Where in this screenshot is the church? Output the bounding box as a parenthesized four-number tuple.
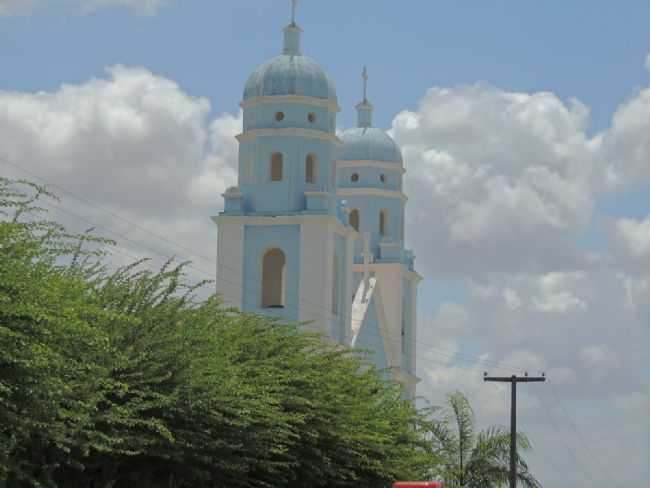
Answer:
(213, 3, 421, 396)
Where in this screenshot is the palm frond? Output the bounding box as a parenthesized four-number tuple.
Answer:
(448, 391, 475, 458)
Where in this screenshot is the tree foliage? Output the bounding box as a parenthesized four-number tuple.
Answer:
(424, 391, 542, 488)
(0, 177, 438, 487)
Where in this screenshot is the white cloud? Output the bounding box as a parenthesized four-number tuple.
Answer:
(2, 61, 650, 488)
(578, 345, 621, 379)
(0, 65, 238, 284)
(79, 0, 168, 14)
(0, 0, 169, 15)
(602, 87, 650, 189)
(0, 0, 33, 15)
(394, 79, 649, 486)
(531, 272, 588, 313)
(392, 84, 600, 277)
(607, 215, 650, 267)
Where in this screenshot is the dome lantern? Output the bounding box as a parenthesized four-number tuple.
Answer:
(283, 1, 302, 55)
(283, 23, 302, 56)
(339, 67, 402, 164)
(242, 0, 337, 104)
(356, 66, 374, 128)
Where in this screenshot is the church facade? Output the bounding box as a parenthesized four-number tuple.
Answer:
(213, 7, 421, 395)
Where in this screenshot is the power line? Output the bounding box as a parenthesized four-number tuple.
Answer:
(0, 154, 540, 372)
(2, 156, 611, 485)
(0, 155, 216, 265)
(548, 382, 624, 488)
(531, 388, 602, 487)
(37, 204, 215, 295)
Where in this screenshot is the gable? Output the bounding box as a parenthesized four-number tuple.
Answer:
(349, 277, 400, 371)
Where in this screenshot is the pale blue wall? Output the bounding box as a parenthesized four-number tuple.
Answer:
(243, 102, 334, 134)
(338, 166, 402, 192)
(242, 224, 301, 321)
(238, 135, 338, 214)
(343, 194, 405, 260)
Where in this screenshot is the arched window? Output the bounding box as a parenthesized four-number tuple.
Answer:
(270, 153, 283, 181)
(262, 248, 285, 308)
(349, 209, 360, 231)
(305, 154, 317, 184)
(351, 173, 359, 182)
(379, 209, 388, 237)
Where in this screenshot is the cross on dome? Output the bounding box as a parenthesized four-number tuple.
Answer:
(291, 0, 299, 25)
(283, 0, 302, 55)
(356, 66, 374, 128)
(362, 66, 369, 102)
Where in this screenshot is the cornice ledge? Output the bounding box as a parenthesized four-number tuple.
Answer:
(237, 128, 342, 145)
(337, 187, 408, 202)
(240, 95, 341, 113)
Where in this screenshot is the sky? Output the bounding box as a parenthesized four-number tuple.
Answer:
(1, 1, 649, 487)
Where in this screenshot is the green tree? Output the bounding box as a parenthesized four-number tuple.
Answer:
(425, 391, 541, 488)
(0, 178, 115, 486)
(0, 177, 439, 487)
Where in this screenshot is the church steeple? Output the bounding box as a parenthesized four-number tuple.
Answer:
(283, 0, 302, 55)
(356, 66, 374, 128)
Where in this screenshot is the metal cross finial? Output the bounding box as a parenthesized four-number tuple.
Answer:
(362, 66, 368, 102)
(291, 0, 299, 25)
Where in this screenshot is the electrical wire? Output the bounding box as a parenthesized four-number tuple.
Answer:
(1, 154, 614, 486)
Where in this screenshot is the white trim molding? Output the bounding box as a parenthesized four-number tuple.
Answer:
(303, 190, 328, 197)
(212, 213, 356, 238)
(337, 187, 408, 203)
(336, 160, 406, 174)
(241, 95, 341, 113)
(237, 127, 342, 145)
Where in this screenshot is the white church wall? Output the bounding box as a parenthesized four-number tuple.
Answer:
(214, 217, 245, 309)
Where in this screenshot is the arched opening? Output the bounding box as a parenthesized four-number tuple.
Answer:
(305, 154, 317, 184)
(262, 248, 285, 308)
(349, 209, 360, 232)
(351, 173, 359, 182)
(379, 209, 388, 237)
(270, 153, 283, 181)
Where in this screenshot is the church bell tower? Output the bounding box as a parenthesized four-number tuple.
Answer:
(214, 3, 356, 340)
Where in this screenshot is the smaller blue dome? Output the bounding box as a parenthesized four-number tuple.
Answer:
(339, 127, 403, 164)
(244, 54, 338, 103)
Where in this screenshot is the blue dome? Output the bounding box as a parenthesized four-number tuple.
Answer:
(339, 127, 403, 164)
(244, 54, 338, 103)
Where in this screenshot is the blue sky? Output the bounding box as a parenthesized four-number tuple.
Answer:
(1, 2, 649, 486)
(2, 0, 650, 131)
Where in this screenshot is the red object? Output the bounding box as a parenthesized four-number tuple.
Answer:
(393, 483, 443, 488)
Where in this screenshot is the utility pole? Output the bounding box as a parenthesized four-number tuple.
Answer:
(483, 372, 545, 488)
